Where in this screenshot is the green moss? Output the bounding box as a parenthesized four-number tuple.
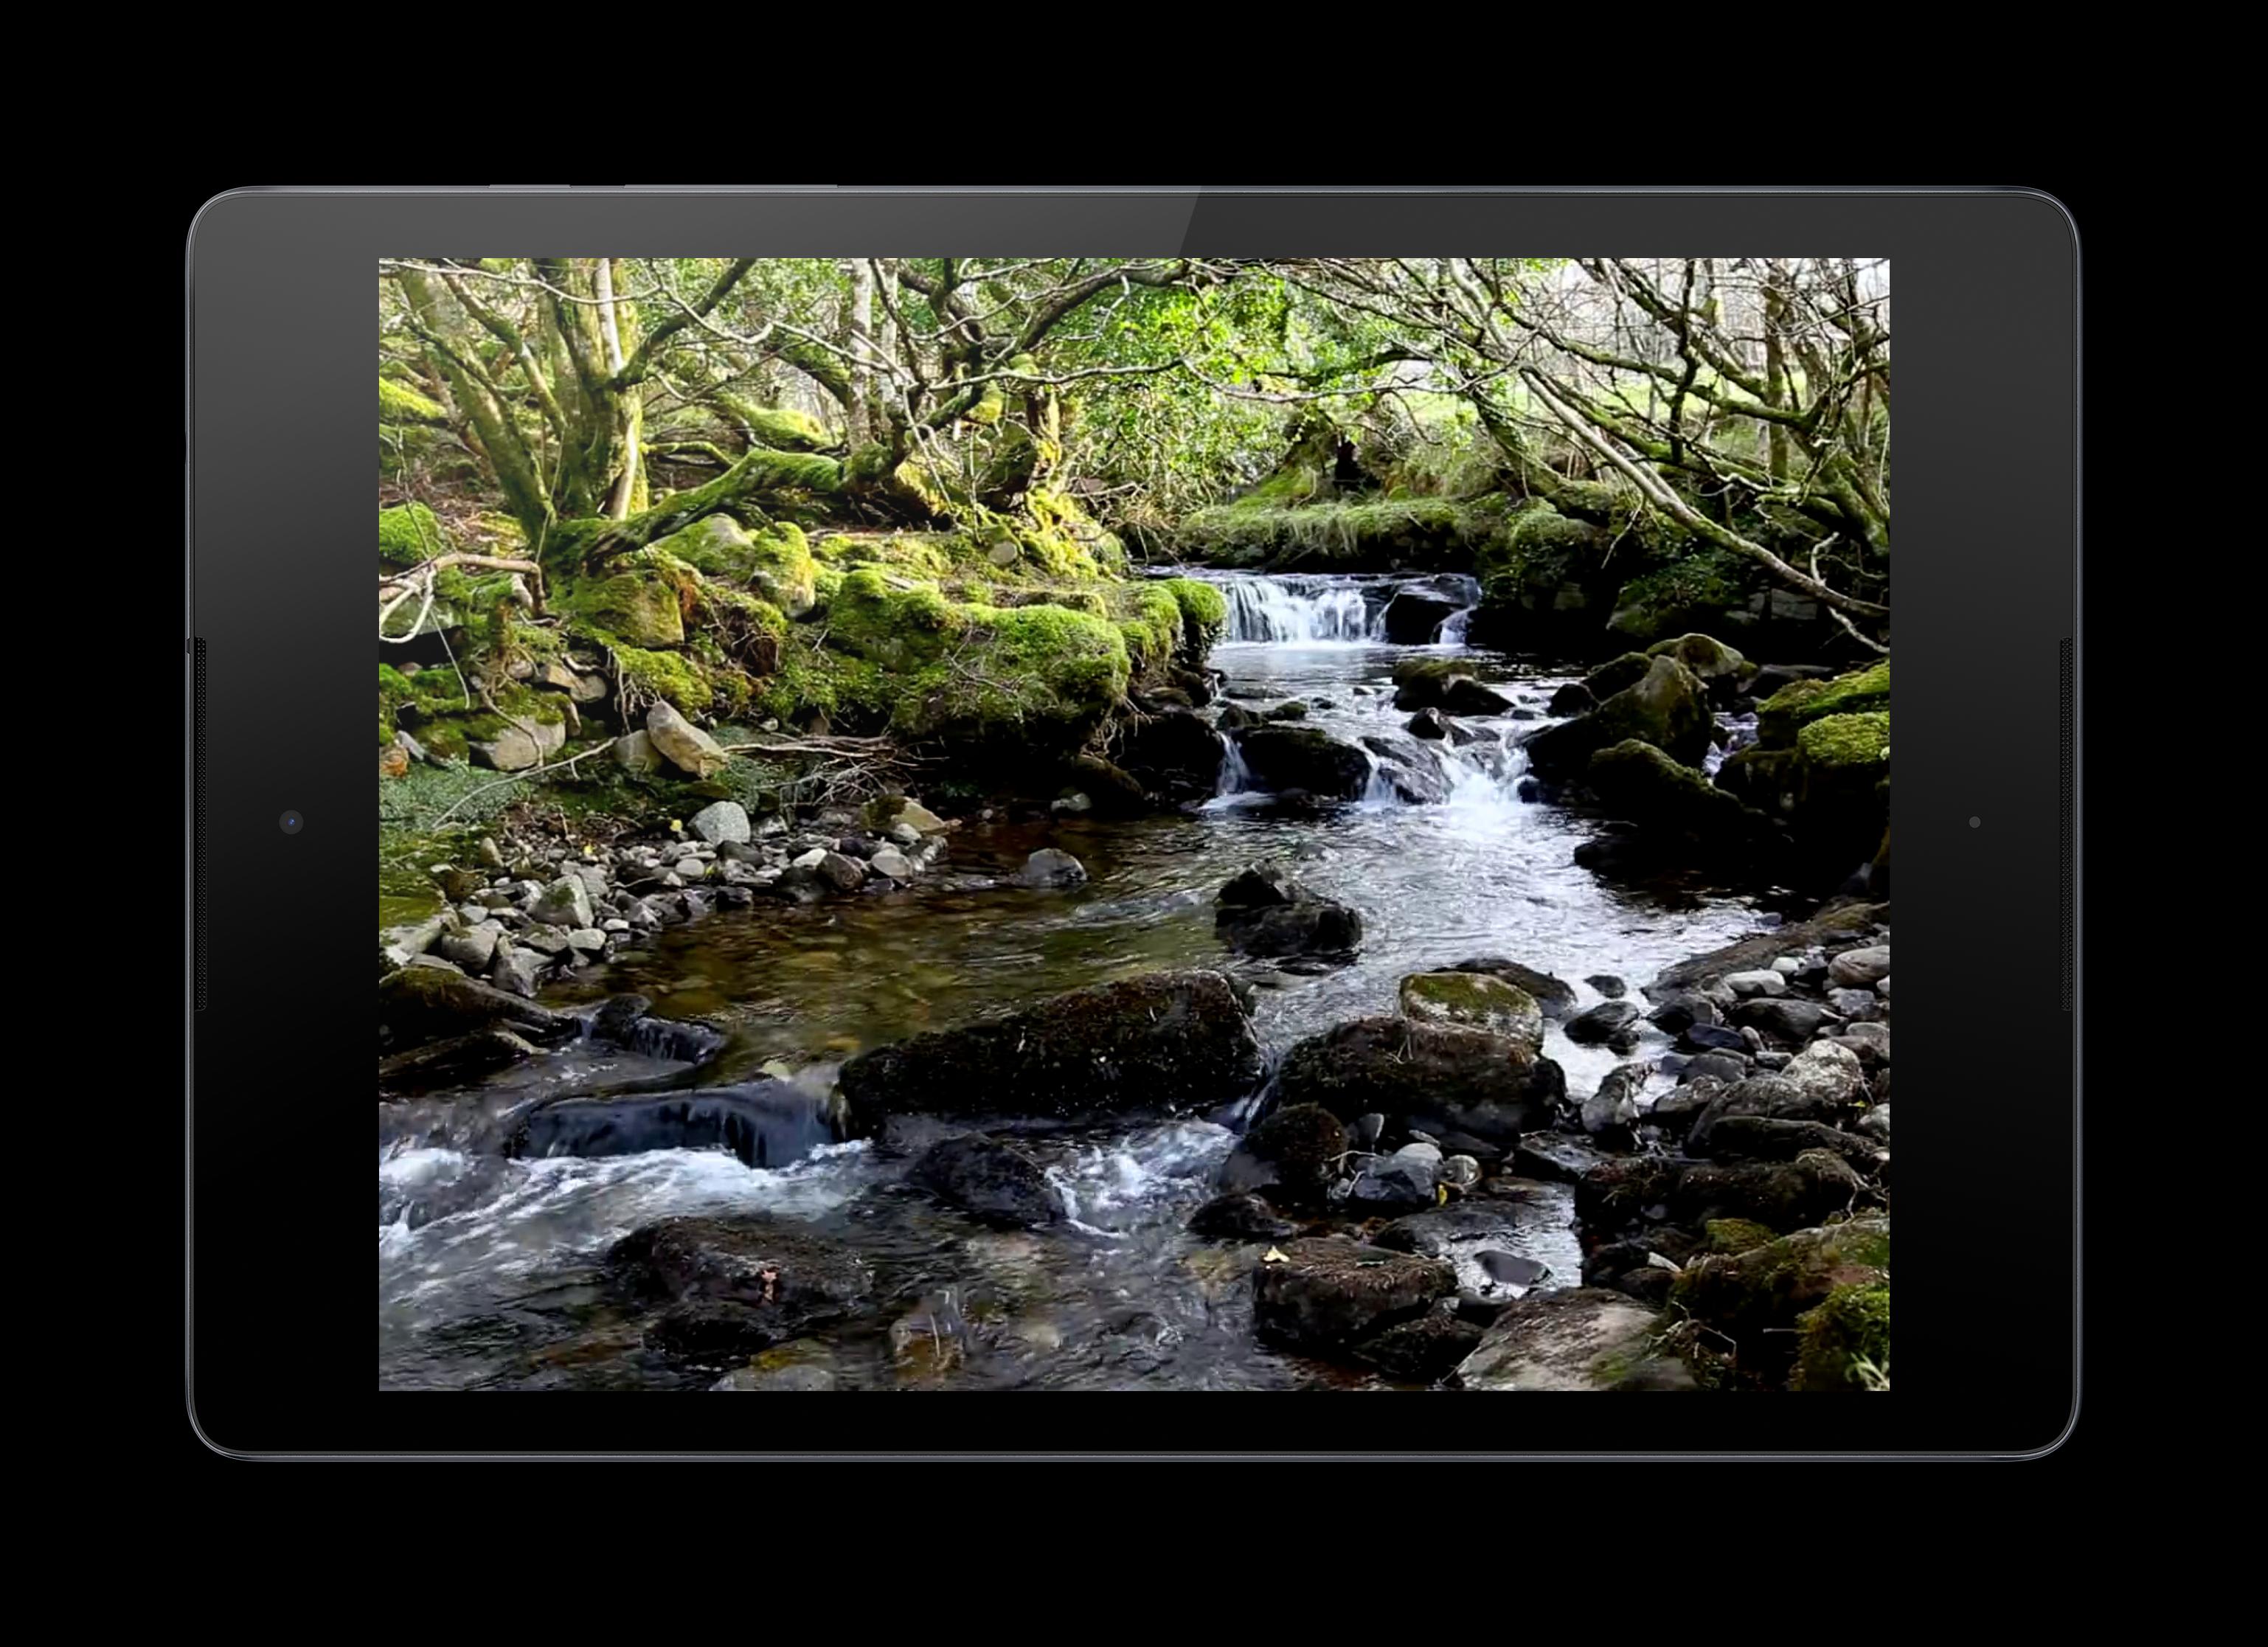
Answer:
(1116, 583, 1186, 670)
(379, 377, 446, 425)
(732, 404, 830, 452)
(1791, 1282, 1891, 1391)
(1397, 971, 1542, 1043)
(1162, 577, 1227, 651)
(378, 503, 449, 569)
(1178, 496, 1497, 568)
(611, 645, 711, 714)
(1608, 548, 1744, 643)
(1797, 711, 1891, 769)
(1762, 662, 1890, 745)
(572, 571, 684, 647)
(378, 662, 473, 746)
(1705, 1218, 1778, 1255)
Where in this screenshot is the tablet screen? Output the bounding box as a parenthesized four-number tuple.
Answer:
(376, 255, 1893, 1395)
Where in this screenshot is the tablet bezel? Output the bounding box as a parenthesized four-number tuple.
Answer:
(187, 187, 2078, 1457)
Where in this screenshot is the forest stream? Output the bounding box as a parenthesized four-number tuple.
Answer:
(379, 572, 1785, 1391)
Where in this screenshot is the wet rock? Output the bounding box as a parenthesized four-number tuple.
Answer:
(1574, 1154, 1684, 1230)
(1645, 994, 1719, 1035)
(1682, 1022, 1746, 1053)
(1828, 945, 1892, 988)
(1584, 974, 1627, 999)
(687, 800, 752, 846)
(1403, 679, 1495, 722)
(1447, 957, 1578, 1019)
(1565, 999, 1642, 1044)
(1730, 996, 1840, 1044)
(1380, 586, 1466, 644)
(1703, 1115, 1879, 1168)
(376, 1026, 539, 1092)
(1582, 1063, 1648, 1140)
(1453, 1288, 1695, 1390)
(1398, 971, 1544, 1055)
(1406, 708, 1449, 741)
(1015, 847, 1088, 889)
(1441, 1154, 1482, 1190)
(813, 850, 868, 892)
(1681, 1051, 1750, 1085)
(645, 701, 731, 779)
(1251, 1238, 1457, 1353)
(1513, 1134, 1615, 1183)
(837, 970, 1263, 1129)
(1231, 724, 1373, 800)
(1187, 1191, 1298, 1241)
(1214, 864, 1362, 960)
(1548, 682, 1596, 716)
(1348, 1148, 1440, 1214)
(1390, 658, 1480, 711)
(907, 1133, 1069, 1227)
(1217, 1102, 1348, 1208)
(1362, 734, 1453, 804)
(1671, 1149, 1867, 1232)
(611, 1216, 875, 1359)
(1353, 1309, 1486, 1380)
(510, 1081, 837, 1171)
(1687, 1053, 1869, 1154)
(1117, 705, 1226, 800)
(378, 963, 573, 1050)
(1277, 1016, 1564, 1147)
(867, 847, 915, 880)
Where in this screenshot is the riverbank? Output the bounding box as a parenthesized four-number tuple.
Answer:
(380, 600, 1890, 1394)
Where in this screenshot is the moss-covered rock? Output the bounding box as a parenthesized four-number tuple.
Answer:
(379, 502, 449, 569)
(1760, 661, 1890, 746)
(1587, 740, 1777, 846)
(1670, 1216, 1889, 1384)
(1397, 971, 1544, 1054)
(1582, 651, 1654, 700)
(1162, 578, 1228, 652)
(1791, 1280, 1891, 1391)
(1797, 710, 1891, 769)
(1646, 631, 1749, 690)
(577, 571, 684, 647)
(1704, 1218, 1779, 1256)
(1527, 654, 1714, 777)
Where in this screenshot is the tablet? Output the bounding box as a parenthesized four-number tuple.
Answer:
(187, 187, 2079, 1457)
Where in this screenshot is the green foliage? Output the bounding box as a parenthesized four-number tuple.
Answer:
(379, 376, 445, 425)
(1176, 496, 1499, 567)
(1792, 1281, 1892, 1392)
(1162, 576, 1227, 650)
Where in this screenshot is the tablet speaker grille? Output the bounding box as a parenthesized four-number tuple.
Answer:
(2059, 637, 2074, 1013)
(193, 637, 207, 1013)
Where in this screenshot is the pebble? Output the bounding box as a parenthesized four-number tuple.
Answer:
(868, 847, 915, 880)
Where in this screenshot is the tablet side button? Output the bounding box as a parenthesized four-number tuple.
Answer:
(2059, 637, 2075, 1013)
(192, 637, 207, 1012)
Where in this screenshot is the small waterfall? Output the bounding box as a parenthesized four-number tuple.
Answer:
(1216, 730, 1255, 797)
(1210, 573, 1378, 643)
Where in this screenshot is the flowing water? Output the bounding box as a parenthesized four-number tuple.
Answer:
(378, 569, 1779, 1390)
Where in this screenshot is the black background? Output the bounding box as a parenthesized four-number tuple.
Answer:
(162, 156, 2127, 1477)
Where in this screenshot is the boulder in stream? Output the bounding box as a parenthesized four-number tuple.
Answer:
(1230, 724, 1373, 800)
(508, 1080, 839, 1171)
(836, 968, 1263, 1130)
(1251, 1238, 1457, 1353)
(1277, 1016, 1565, 1146)
(906, 1132, 1069, 1227)
(1214, 863, 1363, 960)
(610, 1215, 875, 1361)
